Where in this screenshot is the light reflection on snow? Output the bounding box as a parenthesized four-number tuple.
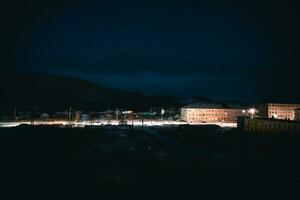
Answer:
(0, 120, 237, 128)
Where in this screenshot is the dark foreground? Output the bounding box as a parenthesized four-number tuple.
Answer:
(0, 125, 300, 198)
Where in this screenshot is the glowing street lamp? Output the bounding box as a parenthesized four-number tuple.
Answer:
(161, 108, 165, 121)
(248, 108, 256, 118)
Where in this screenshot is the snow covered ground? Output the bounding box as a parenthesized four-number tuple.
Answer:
(0, 119, 237, 128)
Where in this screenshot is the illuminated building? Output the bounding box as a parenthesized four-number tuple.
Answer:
(181, 103, 246, 123)
(259, 103, 300, 120)
(238, 116, 300, 134)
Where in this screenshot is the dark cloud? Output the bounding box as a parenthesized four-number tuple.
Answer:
(1, 0, 300, 101)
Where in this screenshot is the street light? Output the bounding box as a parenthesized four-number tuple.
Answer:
(248, 108, 256, 118)
(161, 108, 165, 121)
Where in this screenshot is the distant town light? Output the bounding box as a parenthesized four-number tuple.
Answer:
(248, 108, 256, 118)
(123, 110, 133, 114)
(248, 108, 256, 114)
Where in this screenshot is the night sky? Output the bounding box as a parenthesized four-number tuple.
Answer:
(1, 0, 300, 101)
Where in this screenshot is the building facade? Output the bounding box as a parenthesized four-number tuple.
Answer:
(259, 103, 300, 120)
(238, 116, 300, 134)
(181, 103, 246, 123)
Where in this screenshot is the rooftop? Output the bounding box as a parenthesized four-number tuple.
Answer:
(183, 102, 245, 109)
(183, 103, 223, 109)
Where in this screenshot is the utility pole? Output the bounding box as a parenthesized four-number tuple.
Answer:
(68, 106, 72, 125)
(116, 108, 119, 121)
(30, 106, 34, 125)
(131, 112, 134, 128)
(13, 108, 17, 121)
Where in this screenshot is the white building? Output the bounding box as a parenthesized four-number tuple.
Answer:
(259, 103, 300, 120)
(181, 103, 246, 123)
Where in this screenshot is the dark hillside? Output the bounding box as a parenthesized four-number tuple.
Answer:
(0, 73, 181, 112)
